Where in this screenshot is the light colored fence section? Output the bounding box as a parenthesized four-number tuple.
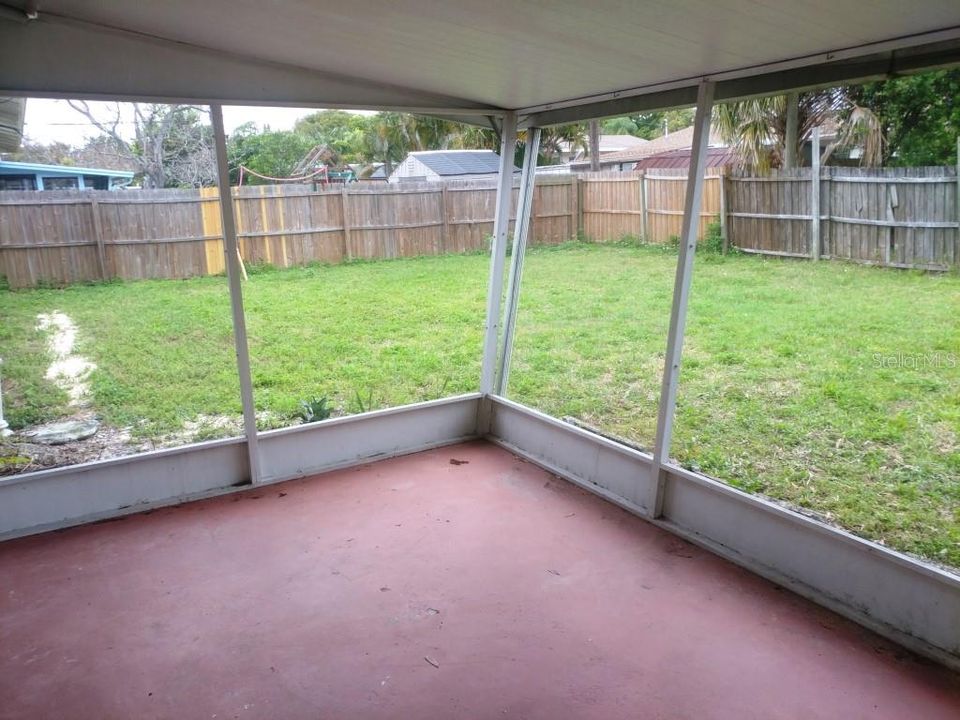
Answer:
(0, 178, 577, 288)
(579, 172, 645, 241)
(578, 170, 723, 243)
(645, 169, 723, 242)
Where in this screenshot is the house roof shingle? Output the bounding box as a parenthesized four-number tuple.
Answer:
(410, 150, 514, 176)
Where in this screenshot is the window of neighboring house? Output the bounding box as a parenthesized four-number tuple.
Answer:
(0, 174, 36, 191)
(83, 175, 109, 190)
(41, 176, 80, 190)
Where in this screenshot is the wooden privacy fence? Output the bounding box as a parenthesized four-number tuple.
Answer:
(578, 169, 724, 244)
(579, 166, 959, 269)
(2, 167, 959, 287)
(0, 177, 578, 288)
(727, 166, 959, 269)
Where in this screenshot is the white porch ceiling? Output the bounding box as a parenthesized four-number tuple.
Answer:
(0, 1, 959, 124)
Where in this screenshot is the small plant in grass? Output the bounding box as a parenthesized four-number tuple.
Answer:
(699, 221, 725, 254)
(352, 388, 383, 414)
(297, 396, 332, 423)
(615, 233, 644, 247)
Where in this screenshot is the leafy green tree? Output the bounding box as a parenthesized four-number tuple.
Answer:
(361, 112, 466, 174)
(228, 126, 314, 184)
(627, 109, 695, 140)
(849, 69, 960, 166)
(601, 117, 638, 135)
(293, 110, 371, 164)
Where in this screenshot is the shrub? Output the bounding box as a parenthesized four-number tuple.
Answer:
(700, 221, 724, 254)
(297, 396, 332, 423)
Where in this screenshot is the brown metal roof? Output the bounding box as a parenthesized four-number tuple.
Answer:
(634, 146, 738, 170)
(571, 125, 725, 168)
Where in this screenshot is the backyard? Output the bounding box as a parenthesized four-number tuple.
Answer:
(1, 243, 958, 566)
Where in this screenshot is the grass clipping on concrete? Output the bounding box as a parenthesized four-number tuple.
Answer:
(1, 243, 958, 566)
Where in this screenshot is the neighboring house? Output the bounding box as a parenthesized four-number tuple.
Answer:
(0, 98, 25, 153)
(388, 150, 517, 183)
(0, 160, 134, 191)
(571, 125, 726, 172)
(561, 134, 648, 164)
(358, 163, 388, 182)
(535, 164, 572, 175)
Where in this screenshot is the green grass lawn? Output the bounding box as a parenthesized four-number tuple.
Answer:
(1, 243, 958, 566)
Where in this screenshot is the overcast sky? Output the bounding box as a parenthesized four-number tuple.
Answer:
(21, 99, 358, 145)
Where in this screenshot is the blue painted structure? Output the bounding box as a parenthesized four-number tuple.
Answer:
(0, 160, 134, 191)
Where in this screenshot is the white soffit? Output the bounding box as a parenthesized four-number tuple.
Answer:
(0, 1, 958, 125)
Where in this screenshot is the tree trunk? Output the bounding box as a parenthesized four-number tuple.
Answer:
(784, 93, 799, 168)
(588, 120, 601, 172)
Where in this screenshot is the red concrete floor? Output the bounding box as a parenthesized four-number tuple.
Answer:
(1, 441, 958, 719)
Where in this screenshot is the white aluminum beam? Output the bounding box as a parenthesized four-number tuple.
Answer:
(478, 112, 519, 404)
(211, 103, 261, 484)
(811, 127, 822, 260)
(257, 393, 480, 483)
(495, 127, 541, 395)
(0, 395, 481, 540)
(648, 81, 715, 516)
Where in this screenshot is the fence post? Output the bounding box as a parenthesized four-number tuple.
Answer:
(811, 127, 821, 261)
(89, 198, 108, 280)
(341, 185, 353, 261)
(576, 175, 584, 239)
(640, 172, 648, 241)
(719, 170, 728, 253)
(955, 136, 959, 261)
(439, 182, 450, 254)
(885, 184, 896, 266)
(569, 176, 578, 241)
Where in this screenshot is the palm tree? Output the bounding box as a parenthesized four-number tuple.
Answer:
(366, 113, 481, 174)
(538, 124, 587, 165)
(714, 90, 883, 171)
